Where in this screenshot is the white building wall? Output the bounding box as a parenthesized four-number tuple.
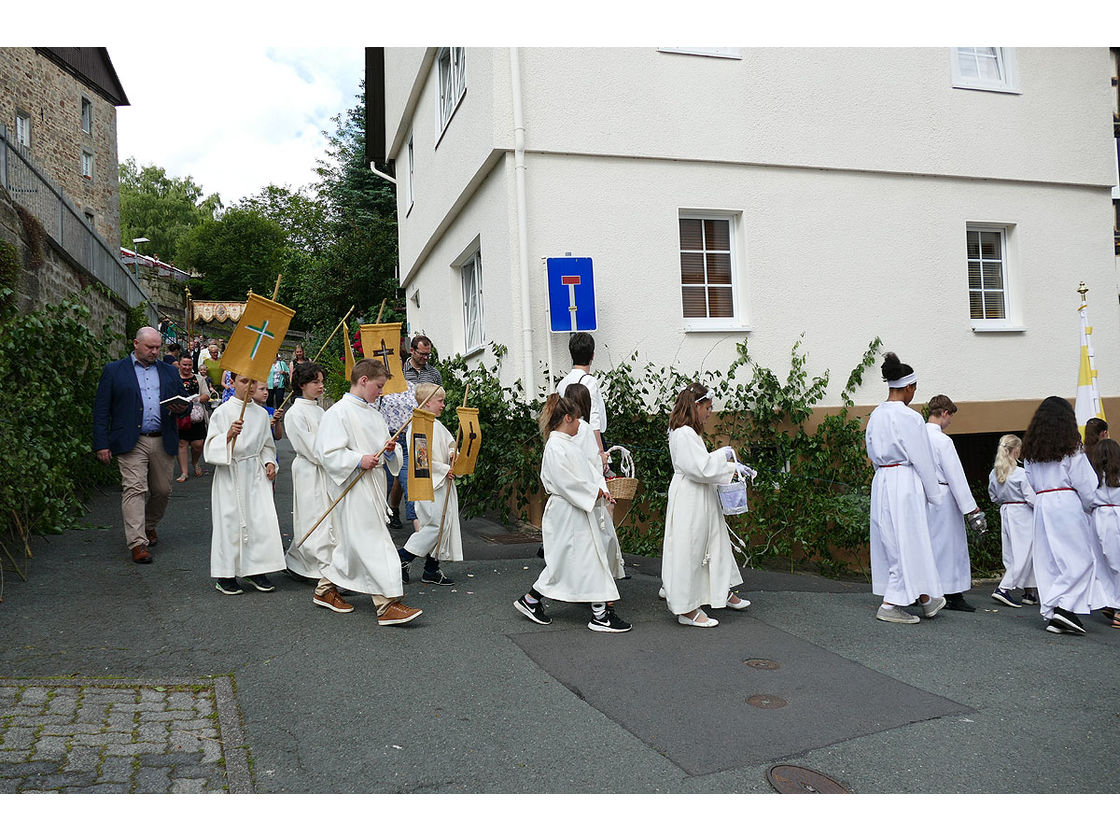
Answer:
(383, 47, 1120, 414)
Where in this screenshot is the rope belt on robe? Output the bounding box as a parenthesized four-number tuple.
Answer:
(1036, 487, 1074, 494)
(230, 452, 262, 545)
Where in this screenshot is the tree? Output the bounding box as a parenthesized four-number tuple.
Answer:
(118, 158, 222, 263)
(175, 208, 286, 301)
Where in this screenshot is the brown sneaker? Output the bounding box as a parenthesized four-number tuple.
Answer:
(130, 545, 153, 564)
(145, 529, 158, 546)
(377, 602, 422, 626)
(312, 587, 354, 614)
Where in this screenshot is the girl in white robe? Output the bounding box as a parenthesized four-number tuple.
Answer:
(865, 352, 947, 624)
(661, 382, 753, 628)
(1087, 438, 1120, 629)
(988, 434, 1037, 608)
(282, 364, 338, 590)
(563, 381, 625, 580)
(924, 395, 982, 611)
(1021, 396, 1098, 635)
(399, 384, 463, 585)
(313, 359, 420, 626)
(204, 374, 285, 595)
(513, 393, 631, 633)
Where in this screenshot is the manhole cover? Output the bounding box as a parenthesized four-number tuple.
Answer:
(767, 764, 850, 794)
(744, 658, 780, 670)
(746, 694, 787, 709)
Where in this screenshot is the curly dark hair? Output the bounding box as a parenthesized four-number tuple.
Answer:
(1020, 396, 1082, 463)
(292, 362, 324, 391)
(881, 351, 913, 384)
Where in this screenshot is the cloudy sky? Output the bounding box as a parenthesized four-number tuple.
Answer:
(110, 46, 365, 206)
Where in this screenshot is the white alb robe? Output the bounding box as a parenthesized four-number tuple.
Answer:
(284, 398, 334, 578)
(1024, 454, 1097, 619)
(866, 401, 945, 605)
(988, 466, 1035, 590)
(574, 419, 624, 579)
(925, 423, 977, 594)
(204, 397, 284, 578)
(403, 418, 463, 564)
(315, 393, 403, 597)
(660, 425, 743, 616)
(534, 430, 619, 603)
(1089, 483, 1120, 610)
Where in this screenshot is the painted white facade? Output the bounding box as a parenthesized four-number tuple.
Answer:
(383, 47, 1120, 423)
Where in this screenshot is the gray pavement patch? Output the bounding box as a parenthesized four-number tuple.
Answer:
(0, 676, 251, 793)
(510, 614, 973, 777)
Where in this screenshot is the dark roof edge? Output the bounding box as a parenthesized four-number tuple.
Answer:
(35, 47, 130, 106)
(365, 47, 386, 167)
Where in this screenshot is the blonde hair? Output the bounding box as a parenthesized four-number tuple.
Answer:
(415, 383, 445, 409)
(993, 434, 1021, 484)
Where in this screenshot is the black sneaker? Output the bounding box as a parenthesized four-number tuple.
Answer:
(398, 547, 412, 583)
(421, 569, 455, 586)
(1045, 619, 1075, 635)
(1022, 589, 1040, 606)
(588, 607, 632, 633)
(945, 593, 976, 612)
(215, 578, 243, 596)
(243, 574, 276, 592)
(388, 510, 403, 530)
(1052, 607, 1086, 634)
(514, 595, 551, 625)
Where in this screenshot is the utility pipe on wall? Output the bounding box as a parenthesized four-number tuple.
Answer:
(510, 47, 535, 397)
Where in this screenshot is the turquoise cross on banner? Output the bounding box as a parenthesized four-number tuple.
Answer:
(247, 319, 274, 358)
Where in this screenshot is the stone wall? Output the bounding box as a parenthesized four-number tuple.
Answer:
(0, 48, 122, 249)
(0, 183, 128, 352)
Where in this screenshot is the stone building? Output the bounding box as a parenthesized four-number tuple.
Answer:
(0, 48, 129, 249)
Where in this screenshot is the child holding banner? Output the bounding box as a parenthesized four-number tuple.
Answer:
(204, 373, 286, 595)
(398, 384, 461, 585)
(314, 359, 422, 626)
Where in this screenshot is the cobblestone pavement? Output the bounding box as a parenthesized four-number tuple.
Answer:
(0, 677, 251, 793)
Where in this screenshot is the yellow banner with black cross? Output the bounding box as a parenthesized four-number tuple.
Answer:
(359, 322, 406, 394)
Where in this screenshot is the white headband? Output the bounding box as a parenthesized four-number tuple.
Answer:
(887, 372, 918, 389)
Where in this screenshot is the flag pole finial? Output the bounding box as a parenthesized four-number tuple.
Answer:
(1078, 280, 1089, 302)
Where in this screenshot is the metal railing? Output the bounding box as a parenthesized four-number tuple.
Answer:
(0, 125, 157, 324)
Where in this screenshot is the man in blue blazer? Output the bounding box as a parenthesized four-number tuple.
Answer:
(93, 326, 188, 563)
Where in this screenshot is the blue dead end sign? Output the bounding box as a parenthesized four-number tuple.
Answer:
(546, 256, 596, 332)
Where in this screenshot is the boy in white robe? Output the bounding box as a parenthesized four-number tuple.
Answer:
(398, 384, 463, 585)
(314, 359, 421, 626)
(204, 374, 285, 595)
(924, 395, 984, 611)
(514, 394, 631, 632)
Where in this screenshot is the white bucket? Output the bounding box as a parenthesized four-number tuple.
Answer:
(717, 479, 749, 515)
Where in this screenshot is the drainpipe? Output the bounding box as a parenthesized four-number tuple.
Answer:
(510, 47, 535, 397)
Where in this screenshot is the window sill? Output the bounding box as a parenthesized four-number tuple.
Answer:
(683, 323, 750, 334)
(951, 82, 1021, 95)
(462, 344, 485, 361)
(434, 89, 466, 151)
(970, 322, 1025, 333)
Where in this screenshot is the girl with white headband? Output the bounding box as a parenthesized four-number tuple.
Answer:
(865, 352, 947, 624)
(661, 382, 754, 628)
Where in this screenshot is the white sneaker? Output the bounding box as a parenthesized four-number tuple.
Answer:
(921, 596, 947, 618)
(678, 610, 718, 628)
(658, 587, 666, 599)
(876, 604, 919, 624)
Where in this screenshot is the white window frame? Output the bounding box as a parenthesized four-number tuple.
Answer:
(950, 48, 1020, 94)
(81, 149, 94, 180)
(459, 248, 484, 353)
(15, 111, 31, 148)
(435, 47, 467, 140)
(405, 133, 415, 213)
(678, 210, 747, 332)
(967, 223, 1023, 332)
(81, 97, 93, 134)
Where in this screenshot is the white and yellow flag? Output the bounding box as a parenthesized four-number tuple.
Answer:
(1075, 296, 1106, 438)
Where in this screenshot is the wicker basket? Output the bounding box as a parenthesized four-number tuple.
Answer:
(605, 446, 639, 500)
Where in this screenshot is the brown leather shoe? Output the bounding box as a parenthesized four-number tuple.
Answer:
(377, 602, 422, 626)
(312, 587, 354, 614)
(130, 546, 153, 564)
(145, 529, 158, 546)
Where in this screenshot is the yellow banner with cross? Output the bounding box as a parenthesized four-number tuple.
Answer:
(359, 322, 406, 394)
(453, 407, 481, 477)
(407, 407, 436, 501)
(220, 293, 295, 383)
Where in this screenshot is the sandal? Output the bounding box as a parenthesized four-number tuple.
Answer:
(1110, 612, 1120, 630)
(194, 465, 203, 477)
(176, 475, 187, 483)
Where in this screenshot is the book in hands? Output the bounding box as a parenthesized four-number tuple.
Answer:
(159, 394, 200, 407)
